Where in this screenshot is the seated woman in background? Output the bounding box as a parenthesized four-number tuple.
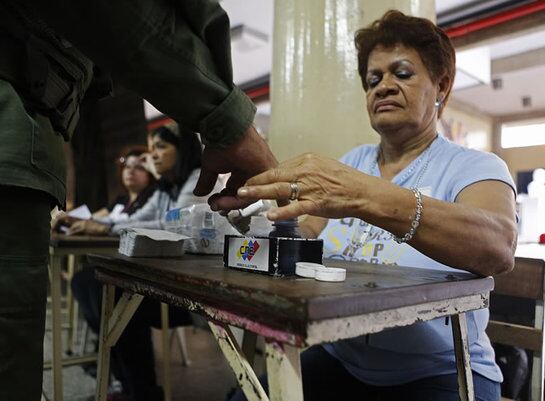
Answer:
(92, 147, 156, 220)
(66, 125, 214, 235)
(234, 10, 517, 401)
(69, 127, 214, 401)
(54, 147, 156, 229)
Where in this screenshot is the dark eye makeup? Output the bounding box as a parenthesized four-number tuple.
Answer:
(366, 59, 415, 88)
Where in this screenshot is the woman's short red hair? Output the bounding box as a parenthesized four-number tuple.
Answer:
(355, 10, 456, 115)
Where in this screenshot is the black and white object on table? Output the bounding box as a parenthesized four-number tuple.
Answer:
(295, 262, 346, 282)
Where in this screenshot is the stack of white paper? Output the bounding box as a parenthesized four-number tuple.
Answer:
(119, 228, 190, 257)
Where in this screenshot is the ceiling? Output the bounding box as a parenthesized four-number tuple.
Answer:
(454, 62, 545, 115)
(144, 1, 545, 120)
(221, 0, 273, 86)
(437, 0, 480, 14)
(452, 28, 545, 116)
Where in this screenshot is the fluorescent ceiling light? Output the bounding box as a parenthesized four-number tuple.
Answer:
(453, 69, 482, 90)
(453, 46, 491, 91)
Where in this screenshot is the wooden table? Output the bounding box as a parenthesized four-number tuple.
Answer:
(48, 234, 119, 401)
(88, 253, 493, 401)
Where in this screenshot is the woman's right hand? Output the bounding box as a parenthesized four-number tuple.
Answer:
(236, 152, 373, 221)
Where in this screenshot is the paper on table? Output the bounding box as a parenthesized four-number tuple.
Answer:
(127, 228, 190, 241)
(68, 204, 92, 220)
(119, 228, 191, 257)
(57, 204, 93, 233)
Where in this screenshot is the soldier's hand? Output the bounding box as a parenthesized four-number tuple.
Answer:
(193, 125, 278, 211)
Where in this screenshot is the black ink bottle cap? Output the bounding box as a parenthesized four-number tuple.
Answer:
(268, 219, 301, 238)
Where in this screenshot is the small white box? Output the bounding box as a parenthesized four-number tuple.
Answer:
(119, 228, 190, 257)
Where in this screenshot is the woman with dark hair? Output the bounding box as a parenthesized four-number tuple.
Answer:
(233, 10, 516, 401)
(67, 126, 216, 235)
(152, 126, 202, 192)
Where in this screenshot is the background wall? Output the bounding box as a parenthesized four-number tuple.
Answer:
(500, 144, 545, 177)
(68, 86, 148, 211)
(494, 109, 545, 184)
(440, 99, 494, 152)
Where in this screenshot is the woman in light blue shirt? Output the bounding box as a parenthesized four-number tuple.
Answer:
(235, 10, 516, 401)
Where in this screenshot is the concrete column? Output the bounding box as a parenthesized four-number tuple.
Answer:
(270, 0, 436, 161)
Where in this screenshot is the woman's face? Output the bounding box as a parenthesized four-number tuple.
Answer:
(365, 44, 442, 137)
(121, 155, 150, 193)
(150, 135, 177, 175)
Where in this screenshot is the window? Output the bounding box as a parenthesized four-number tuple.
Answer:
(501, 119, 545, 149)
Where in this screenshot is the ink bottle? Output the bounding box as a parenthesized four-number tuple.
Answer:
(268, 219, 301, 238)
(268, 219, 302, 275)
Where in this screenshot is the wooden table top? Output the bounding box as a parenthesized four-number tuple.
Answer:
(50, 233, 119, 249)
(89, 254, 493, 326)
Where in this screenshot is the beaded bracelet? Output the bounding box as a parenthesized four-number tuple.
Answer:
(393, 188, 423, 244)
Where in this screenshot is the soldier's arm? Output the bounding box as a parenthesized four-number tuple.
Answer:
(20, 0, 254, 148)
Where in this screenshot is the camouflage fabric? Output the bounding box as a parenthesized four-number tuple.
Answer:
(0, 2, 255, 399)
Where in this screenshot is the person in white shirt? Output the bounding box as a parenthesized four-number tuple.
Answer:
(66, 126, 221, 235)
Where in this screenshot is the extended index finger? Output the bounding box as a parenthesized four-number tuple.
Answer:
(238, 181, 292, 201)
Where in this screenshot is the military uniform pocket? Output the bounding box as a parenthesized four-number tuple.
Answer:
(0, 80, 66, 204)
(30, 112, 66, 188)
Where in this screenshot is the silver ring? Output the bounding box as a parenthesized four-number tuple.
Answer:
(289, 182, 300, 201)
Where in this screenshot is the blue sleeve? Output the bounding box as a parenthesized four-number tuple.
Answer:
(447, 150, 515, 202)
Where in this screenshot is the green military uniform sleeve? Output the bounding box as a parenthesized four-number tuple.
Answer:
(19, 0, 256, 148)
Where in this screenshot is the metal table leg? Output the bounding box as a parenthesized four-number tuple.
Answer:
(66, 254, 77, 355)
(96, 285, 115, 401)
(452, 313, 475, 401)
(209, 321, 268, 401)
(96, 288, 143, 401)
(265, 341, 303, 401)
(161, 303, 172, 401)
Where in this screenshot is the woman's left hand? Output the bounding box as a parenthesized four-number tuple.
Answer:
(68, 220, 111, 236)
(237, 153, 371, 220)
